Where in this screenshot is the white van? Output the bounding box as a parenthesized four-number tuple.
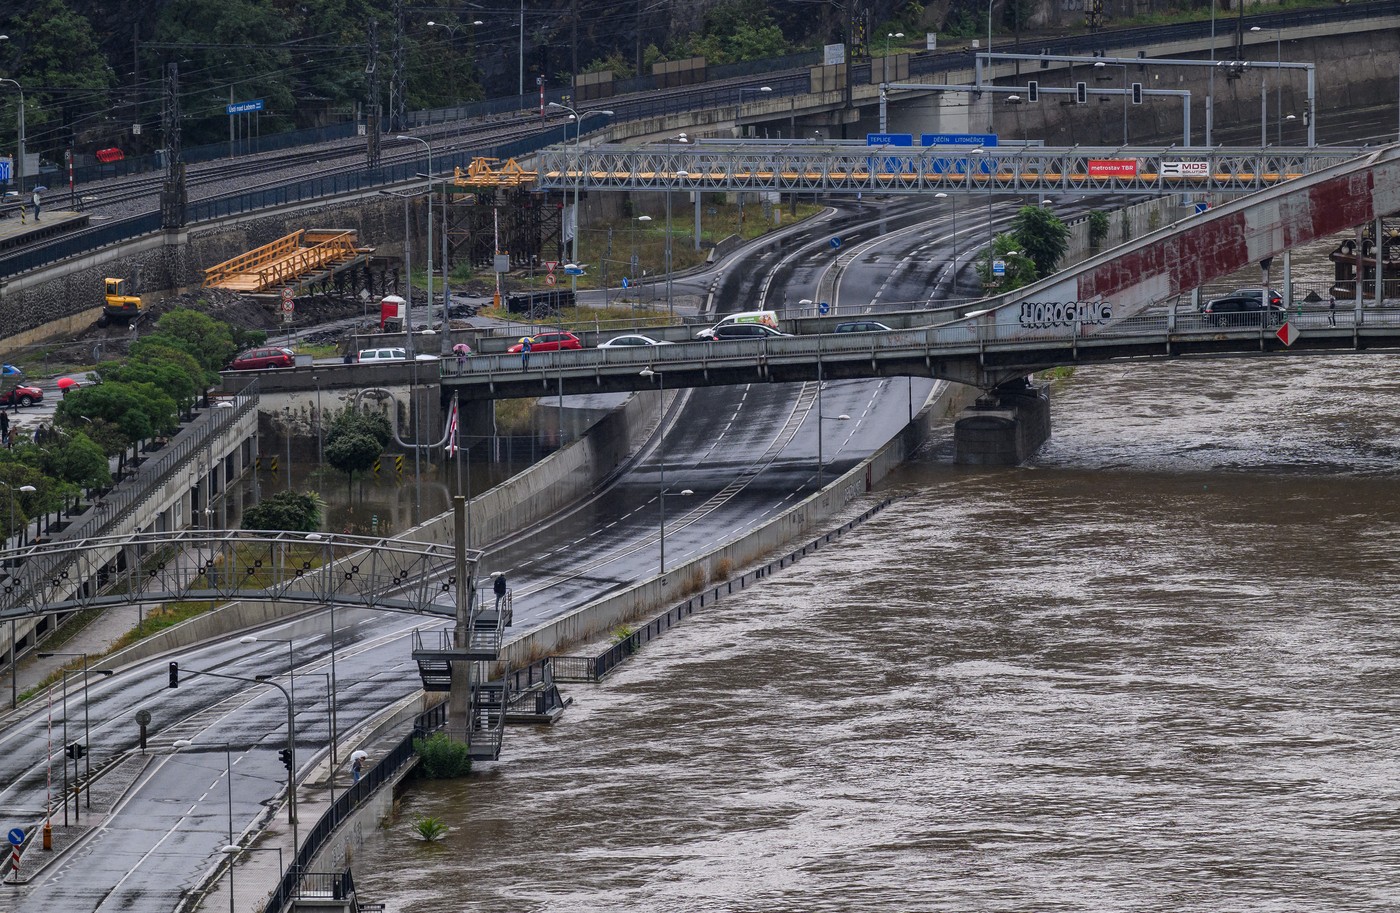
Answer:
(695, 310, 780, 339)
(357, 347, 407, 363)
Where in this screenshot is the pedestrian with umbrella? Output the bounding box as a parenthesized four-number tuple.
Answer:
(520, 336, 533, 369)
(30, 186, 46, 222)
(452, 342, 472, 373)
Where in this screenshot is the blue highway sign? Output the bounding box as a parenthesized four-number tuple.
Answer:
(8, 827, 24, 847)
(830, 237, 842, 251)
(0, 160, 10, 183)
(921, 133, 998, 147)
(225, 99, 265, 115)
(818, 302, 830, 315)
(865, 133, 913, 147)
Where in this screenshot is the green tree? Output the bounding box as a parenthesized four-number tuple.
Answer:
(57, 382, 178, 449)
(0, 462, 53, 538)
(976, 233, 1038, 293)
(7, 0, 113, 163)
(329, 409, 392, 450)
(43, 430, 110, 491)
(325, 433, 381, 499)
(146, 309, 237, 378)
(1010, 205, 1070, 278)
(241, 490, 324, 532)
(101, 358, 199, 416)
(681, 0, 789, 63)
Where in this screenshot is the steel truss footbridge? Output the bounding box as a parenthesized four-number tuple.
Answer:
(0, 529, 479, 622)
(537, 142, 1364, 196)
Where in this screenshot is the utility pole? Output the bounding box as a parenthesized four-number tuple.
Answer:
(160, 63, 186, 231)
(366, 18, 381, 170)
(390, 0, 406, 132)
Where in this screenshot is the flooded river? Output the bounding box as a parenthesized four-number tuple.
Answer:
(350, 349, 1400, 912)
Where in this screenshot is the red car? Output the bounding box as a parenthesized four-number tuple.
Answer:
(507, 332, 582, 353)
(0, 384, 42, 407)
(229, 347, 296, 370)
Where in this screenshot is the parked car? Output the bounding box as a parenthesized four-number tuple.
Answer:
(507, 332, 582, 353)
(598, 334, 673, 348)
(0, 384, 42, 407)
(229, 346, 296, 370)
(707, 323, 788, 341)
(357, 347, 408, 363)
(1203, 295, 1286, 327)
(834, 320, 893, 333)
(1, 364, 23, 382)
(1230, 287, 1284, 309)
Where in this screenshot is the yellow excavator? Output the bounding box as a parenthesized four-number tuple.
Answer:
(98, 277, 144, 327)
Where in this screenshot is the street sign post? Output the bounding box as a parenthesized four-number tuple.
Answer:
(818, 302, 830, 315)
(281, 288, 294, 322)
(225, 99, 265, 115)
(992, 259, 1006, 277)
(830, 237, 842, 251)
(563, 264, 585, 276)
(1276, 322, 1299, 346)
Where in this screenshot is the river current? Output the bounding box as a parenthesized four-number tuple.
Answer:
(352, 353, 1400, 912)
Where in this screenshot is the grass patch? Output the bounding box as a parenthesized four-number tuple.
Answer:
(107, 601, 218, 652)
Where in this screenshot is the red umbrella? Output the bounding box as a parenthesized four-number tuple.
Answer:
(56, 377, 79, 390)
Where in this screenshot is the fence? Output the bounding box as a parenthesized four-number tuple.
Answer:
(261, 700, 447, 913)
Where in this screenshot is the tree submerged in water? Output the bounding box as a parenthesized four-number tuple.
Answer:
(412, 815, 450, 842)
(413, 732, 472, 779)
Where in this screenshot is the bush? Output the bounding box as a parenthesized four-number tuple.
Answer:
(1088, 211, 1109, 250)
(241, 490, 323, 532)
(413, 732, 472, 779)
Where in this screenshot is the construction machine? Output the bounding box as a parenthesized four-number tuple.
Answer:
(99, 277, 144, 327)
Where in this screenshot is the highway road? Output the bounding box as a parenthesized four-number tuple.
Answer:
(0, 196, 978, 912)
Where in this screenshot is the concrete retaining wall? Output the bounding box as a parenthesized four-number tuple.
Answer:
(496, 379, 977, 666)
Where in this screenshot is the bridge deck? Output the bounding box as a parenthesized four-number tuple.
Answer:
(203, 228, 373, 294)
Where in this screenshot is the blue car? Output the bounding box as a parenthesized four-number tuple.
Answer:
(2, 364, 23, 382)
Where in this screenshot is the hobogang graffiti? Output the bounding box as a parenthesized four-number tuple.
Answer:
(1019, 300, 1112, 329)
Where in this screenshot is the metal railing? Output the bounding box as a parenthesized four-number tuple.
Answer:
(261, 700, 447, 913)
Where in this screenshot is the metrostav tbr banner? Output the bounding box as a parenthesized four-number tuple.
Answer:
(1088, 159, 1138, 179)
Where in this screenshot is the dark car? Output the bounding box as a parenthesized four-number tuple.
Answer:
(0, 384, 43, 407)
(507, 331, 582, 353)
(834, 321, 893, 333)
(709, 324, 788, 340)
(1230, 287, 1284, 309)
(1203, 295, 1286, 327)
(229, 346, 296, 370)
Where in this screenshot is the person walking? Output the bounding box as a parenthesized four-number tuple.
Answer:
(520, 337, 532, 370)
(0, 410, 9, 446)
(1328, 295, 1337, 326)
(30, 188, 40, 222)
(351, 756, 363, 783)
(493, 572, 507, 610)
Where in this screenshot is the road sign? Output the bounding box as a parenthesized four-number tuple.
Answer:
(225, 99, 265, 115)
(1276, 322, 1300, 346)
(545, 274, 556, 286)
(8, 828, 23, 847)
(622, 277, 630, 289)
(629, 253, 639, 273)
(0, 159, 9, 183)
(920, 133, 998, 147)
(865, 133, 913, 147)
(830, 237, 842, 251)
(544, 260, 558, 272)
(563, 264, 585, 276)
(818, 301, 830, 315)
(1195, 201, 1210, 214)
(992, 259, 1006, 277)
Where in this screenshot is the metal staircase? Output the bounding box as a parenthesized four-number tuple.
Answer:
(410, 589, 513, 760)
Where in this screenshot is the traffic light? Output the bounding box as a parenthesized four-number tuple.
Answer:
(1027, 80, 1038, 103)
(65, 743, 85, 760)
(1075, 82, 1087, 105)
(168, 662, 178, 688)
(1131, 82, 1143, 105)
(278, 747, 294, 772)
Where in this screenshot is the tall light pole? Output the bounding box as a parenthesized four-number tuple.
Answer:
(1093, 61, 1129, 144)
(815, 360, 851, 488)
(3, 481, 36, 709)
(0, 73, 26, 193)
(639, 368, 691, 573)
(1251, 26, 1284, 145)
(37, 653, 113, 813)
(239, 634, 297, 725)
(519, 0, 525, 97)
(546, 102, 614, 290)
(885, 31, 904, 57)
(396, 135, 434, 331)
(934, 192, 959, 277)
(632, 214, 651, 302)
(174, 740, 235, 913)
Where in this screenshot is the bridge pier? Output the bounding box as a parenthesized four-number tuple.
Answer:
(953, 379, 1051, 466)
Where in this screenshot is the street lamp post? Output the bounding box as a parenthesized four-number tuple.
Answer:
(546, 102, 615, 291)
(638, 368, 691, 573)
(633, 214, 651, 303)
(395, 136, 434, 331)
(934, 192, 960, 279)
(3, 481, 36, 709)
(0, 74, 25, 193)
(37, 652, 112, 811)
(1250, 26, 1284, 145)
(1093, 61, 1129, 144)
(885, 31, 904, 57)
(815, 360, 851, 488)
(174, 740, 235, 913)
(239, 634, 297, 729)
(173, 664, 298, 854)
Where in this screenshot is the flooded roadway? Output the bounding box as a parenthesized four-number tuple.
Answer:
(350, 350, 1400, 912)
